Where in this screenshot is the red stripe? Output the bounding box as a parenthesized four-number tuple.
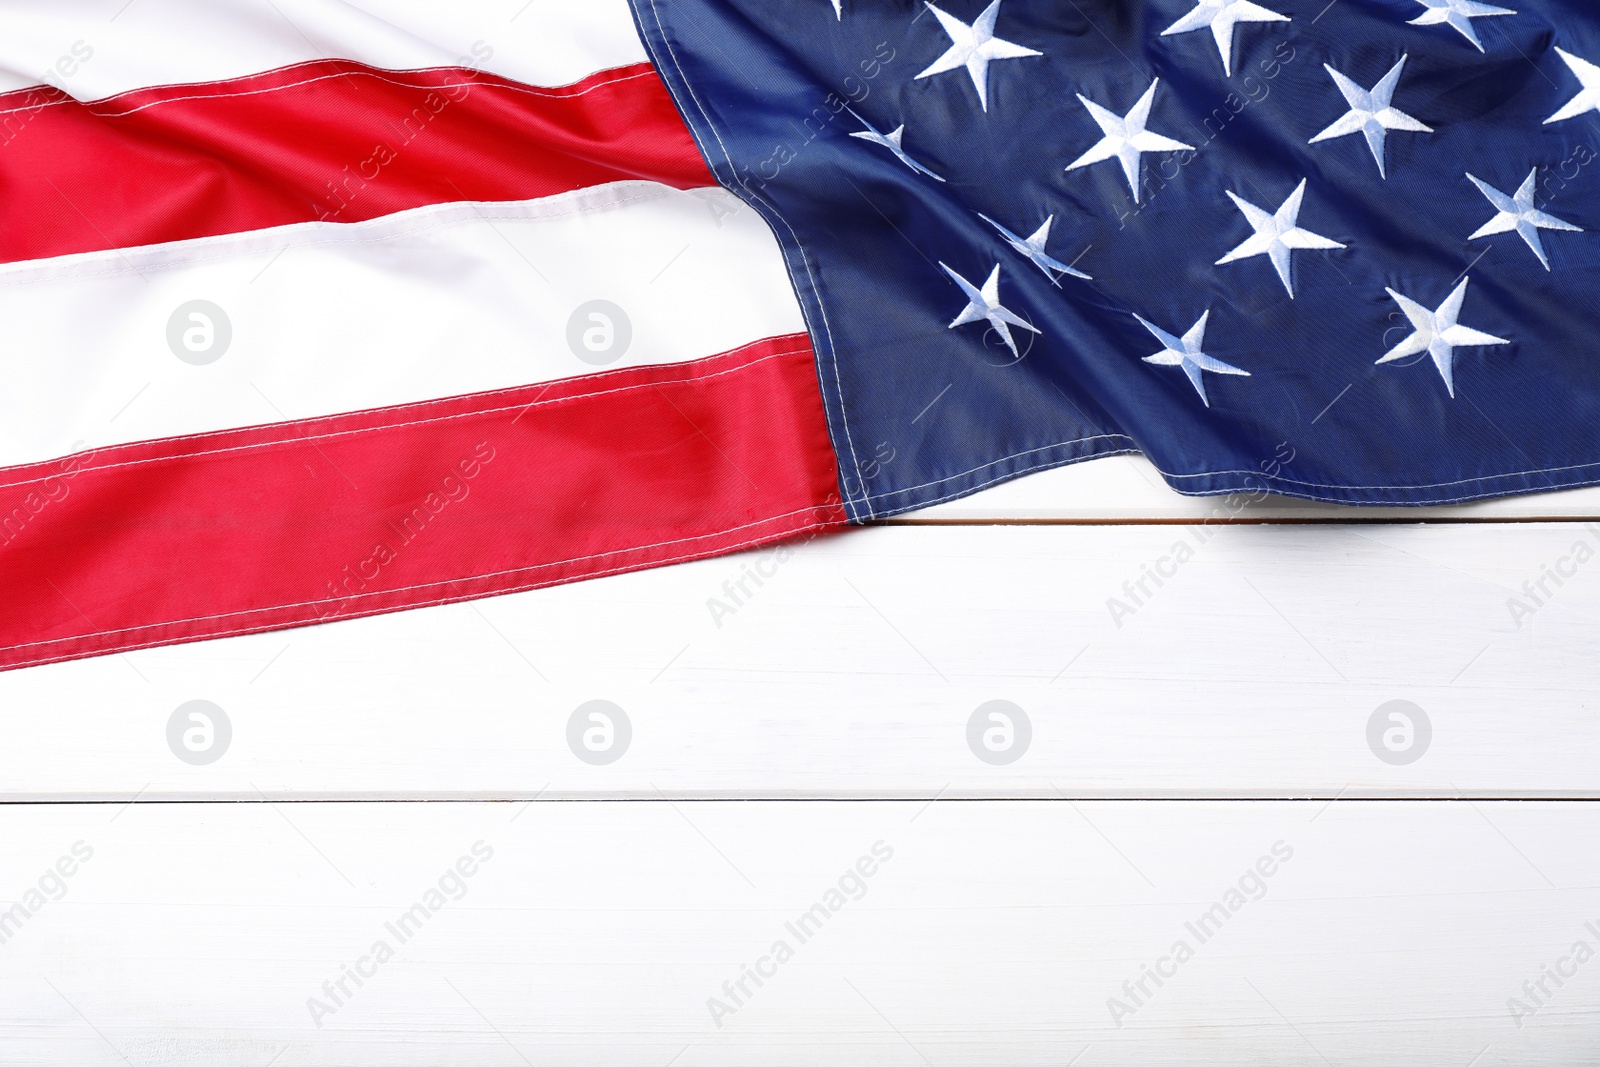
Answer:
(0, 336, 845, 670)
(0, 60, 712, 264)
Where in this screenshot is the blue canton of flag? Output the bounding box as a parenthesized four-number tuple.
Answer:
(631, 0, 1600, 519)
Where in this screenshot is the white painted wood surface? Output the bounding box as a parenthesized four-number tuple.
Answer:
(5, 522, 1598, 799)
(9, 462, 1600, 1061)
(1, 801, 1593, 1066)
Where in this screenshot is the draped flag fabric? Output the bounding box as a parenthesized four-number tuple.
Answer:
(5, 0, 1600, 670)
(0, 2, 845, 671)
(635, 0, 1600, 520)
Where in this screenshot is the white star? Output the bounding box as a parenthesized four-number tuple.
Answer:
(1546, 48, 1600, 124)
(1216, 179, 1345, 298)
(1408, 0, 1515, 52)
(846, 109, 946, 181)
(1134, 310, 1249, 407)
(978, 213, 1091, 283)
(831, 0, 843, 17)
(1067, 79, 1196, 202)
(1378, 278, 1509, 398)
(1467, 169, 1582, 271)
(1161, 0, 1291, 77)
(940, 262, 1040, 359)
(1309, 55, 1433, 179)
(916, 0, 1042, 112)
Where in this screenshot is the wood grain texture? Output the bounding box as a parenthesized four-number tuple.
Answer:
(0, 800, 1593, 1066)
(5, 523, 1597, 799)
(8, 464, 1597, 1062)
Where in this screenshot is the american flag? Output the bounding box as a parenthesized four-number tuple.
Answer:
(637, 0, 1600, 517)
(3, 0, 1599, 670)
(0, 1, 841, 671)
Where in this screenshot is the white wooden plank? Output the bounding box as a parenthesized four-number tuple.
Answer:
(5, 523, 1598, 799)
(0, 799, 1593, 1065)
(905, 454, 1600, 521)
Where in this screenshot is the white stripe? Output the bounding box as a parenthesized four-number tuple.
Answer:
(0, 0, 647, 100)
(0, 183, 802, 469)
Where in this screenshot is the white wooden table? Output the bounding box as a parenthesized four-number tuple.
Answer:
(4, 455, 1597, 1065)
